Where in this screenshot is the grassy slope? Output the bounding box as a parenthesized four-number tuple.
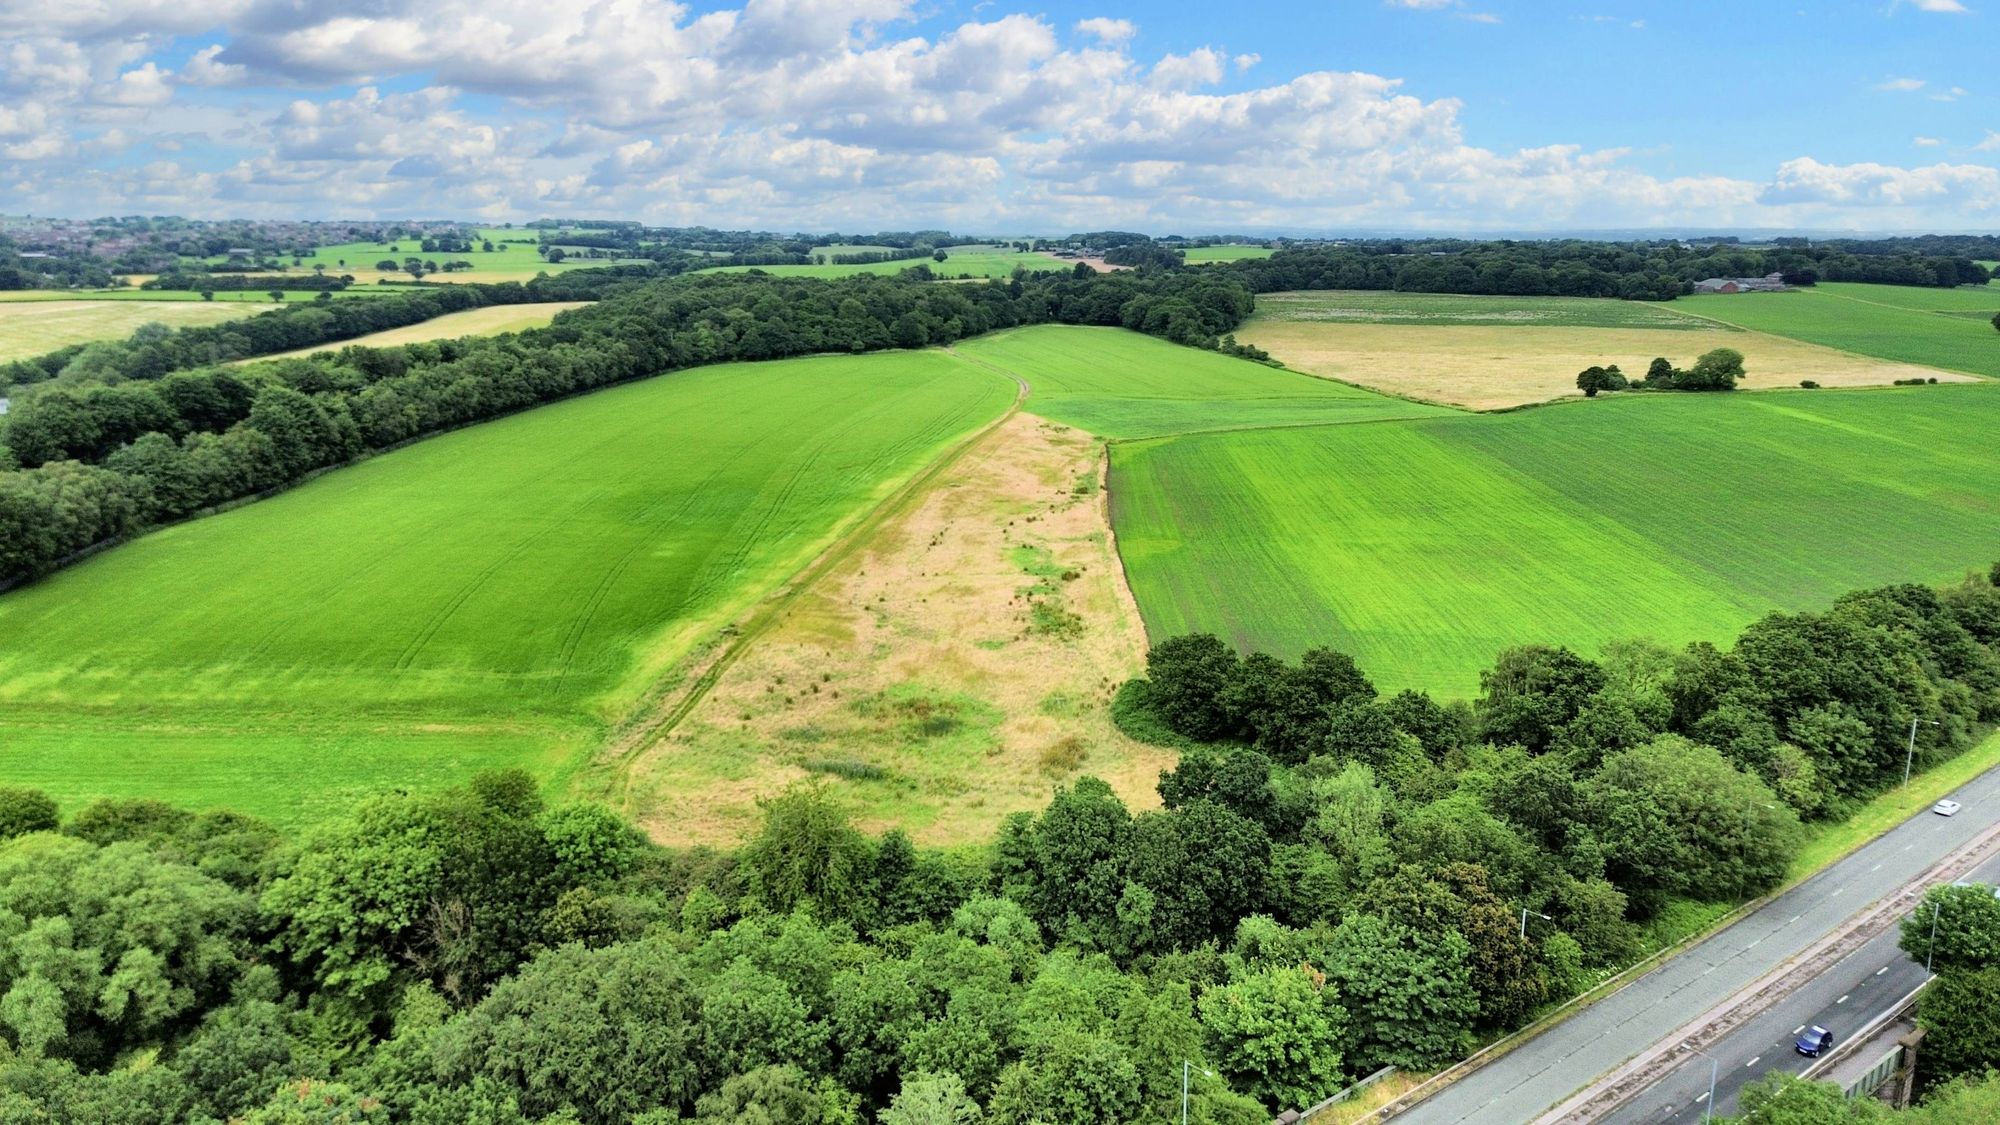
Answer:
(0, 300, 275, 362)
(956, 324, 1453, 439)
(0, 351, 1016, 822)
(1112, 383, 2000, 697)
(248, 302, 592, 361)
(1683, 284, 2000, 377)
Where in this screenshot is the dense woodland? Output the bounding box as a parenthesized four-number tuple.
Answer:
(0, 568, 1996, 1122)
(0, 265, 1254, 586)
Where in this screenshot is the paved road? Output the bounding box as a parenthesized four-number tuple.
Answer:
(1602, 847, 2000, 1123)
(1397, 765, 2000, 1125)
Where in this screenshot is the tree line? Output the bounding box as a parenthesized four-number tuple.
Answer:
(1221, 241, 1991, 300)
(141, 272, 355, 294)
(0, 266, 1255, 587)
(0, 566, 1995, 1122)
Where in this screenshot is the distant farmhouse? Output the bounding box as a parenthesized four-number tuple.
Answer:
(1694, 272, 1788, 294)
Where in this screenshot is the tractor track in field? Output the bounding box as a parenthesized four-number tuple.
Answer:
(590, 352, 1030, 809)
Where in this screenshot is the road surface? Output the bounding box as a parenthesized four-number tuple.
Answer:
(1601, 848, 2000, 1122)
(1395, 764, 2000, 1124)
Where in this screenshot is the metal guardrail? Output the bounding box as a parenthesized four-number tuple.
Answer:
(1274, 1066, 1399, 1123)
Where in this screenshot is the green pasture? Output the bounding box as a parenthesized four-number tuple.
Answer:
(1250, 289, 1713, 329)
(1183, 245, 1276, 264)
(0, 350, 1016, 823)
(1112, 383, 2000, 698)
(957, 325, 1452, 439)
(1683, 284, 2000, 377)
(700, 246, 1067, 280)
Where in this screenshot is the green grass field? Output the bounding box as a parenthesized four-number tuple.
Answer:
(0, 300, 276, 362)
(1683, 285, 2000, 378)
(1251, 290, 1714, 328)
(956, 325, 1452, 439)
(1112, 383, 2000, 697)
(0, 350, 1016, 822)
(700, 246, 1068, 280)
(1183, 245, 1276, 264)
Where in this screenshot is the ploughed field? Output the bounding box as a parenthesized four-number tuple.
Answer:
(0, 351, 1016, 822)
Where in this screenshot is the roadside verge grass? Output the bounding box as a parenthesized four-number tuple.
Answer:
(1786, 729, 2000, 881)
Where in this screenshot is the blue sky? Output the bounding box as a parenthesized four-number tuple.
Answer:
(1, 1, 1995, 231)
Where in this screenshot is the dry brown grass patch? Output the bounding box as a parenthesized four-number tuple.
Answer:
(625, 412, 1168, 847)
(1237, 321, 1970, 410)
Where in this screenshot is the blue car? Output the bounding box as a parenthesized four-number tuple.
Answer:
(1796, 1026, 1834, 1057)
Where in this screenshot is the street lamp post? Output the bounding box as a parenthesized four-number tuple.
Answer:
(1685, 1042, 1719, 1124)
(1182, 1060, 1212, 1125)
(1904, 718, 1941, 786)
(1927, 896, 1944, 975)
(1520, 907, 1552, 939)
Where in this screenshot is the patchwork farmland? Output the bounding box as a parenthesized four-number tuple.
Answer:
(10, 301, 1999, 821)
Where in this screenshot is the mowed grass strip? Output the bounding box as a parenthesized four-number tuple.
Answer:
(1682, 284, 2000, 378)
(1111, 384, 2000, 698)
(0, 300, 276, 362)
(0, 349, 1016, 822)
(957, 324, 1453, 439)
(246, 302, 593, 361)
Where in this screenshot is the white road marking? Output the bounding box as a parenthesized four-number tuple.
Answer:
(1876, 966, 1889, 976)
(1747, 1056, 1761, 1068)
(1838, 994, 1850, 1004)
(1872, 863, 1883, 871)
(1794, 1025, 1806, 1034)
(1695, 1092, 1710, 1103)
(1830, 887, 1845, 897)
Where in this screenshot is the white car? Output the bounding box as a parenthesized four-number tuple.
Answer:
(1934, 799, 1962, 817)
